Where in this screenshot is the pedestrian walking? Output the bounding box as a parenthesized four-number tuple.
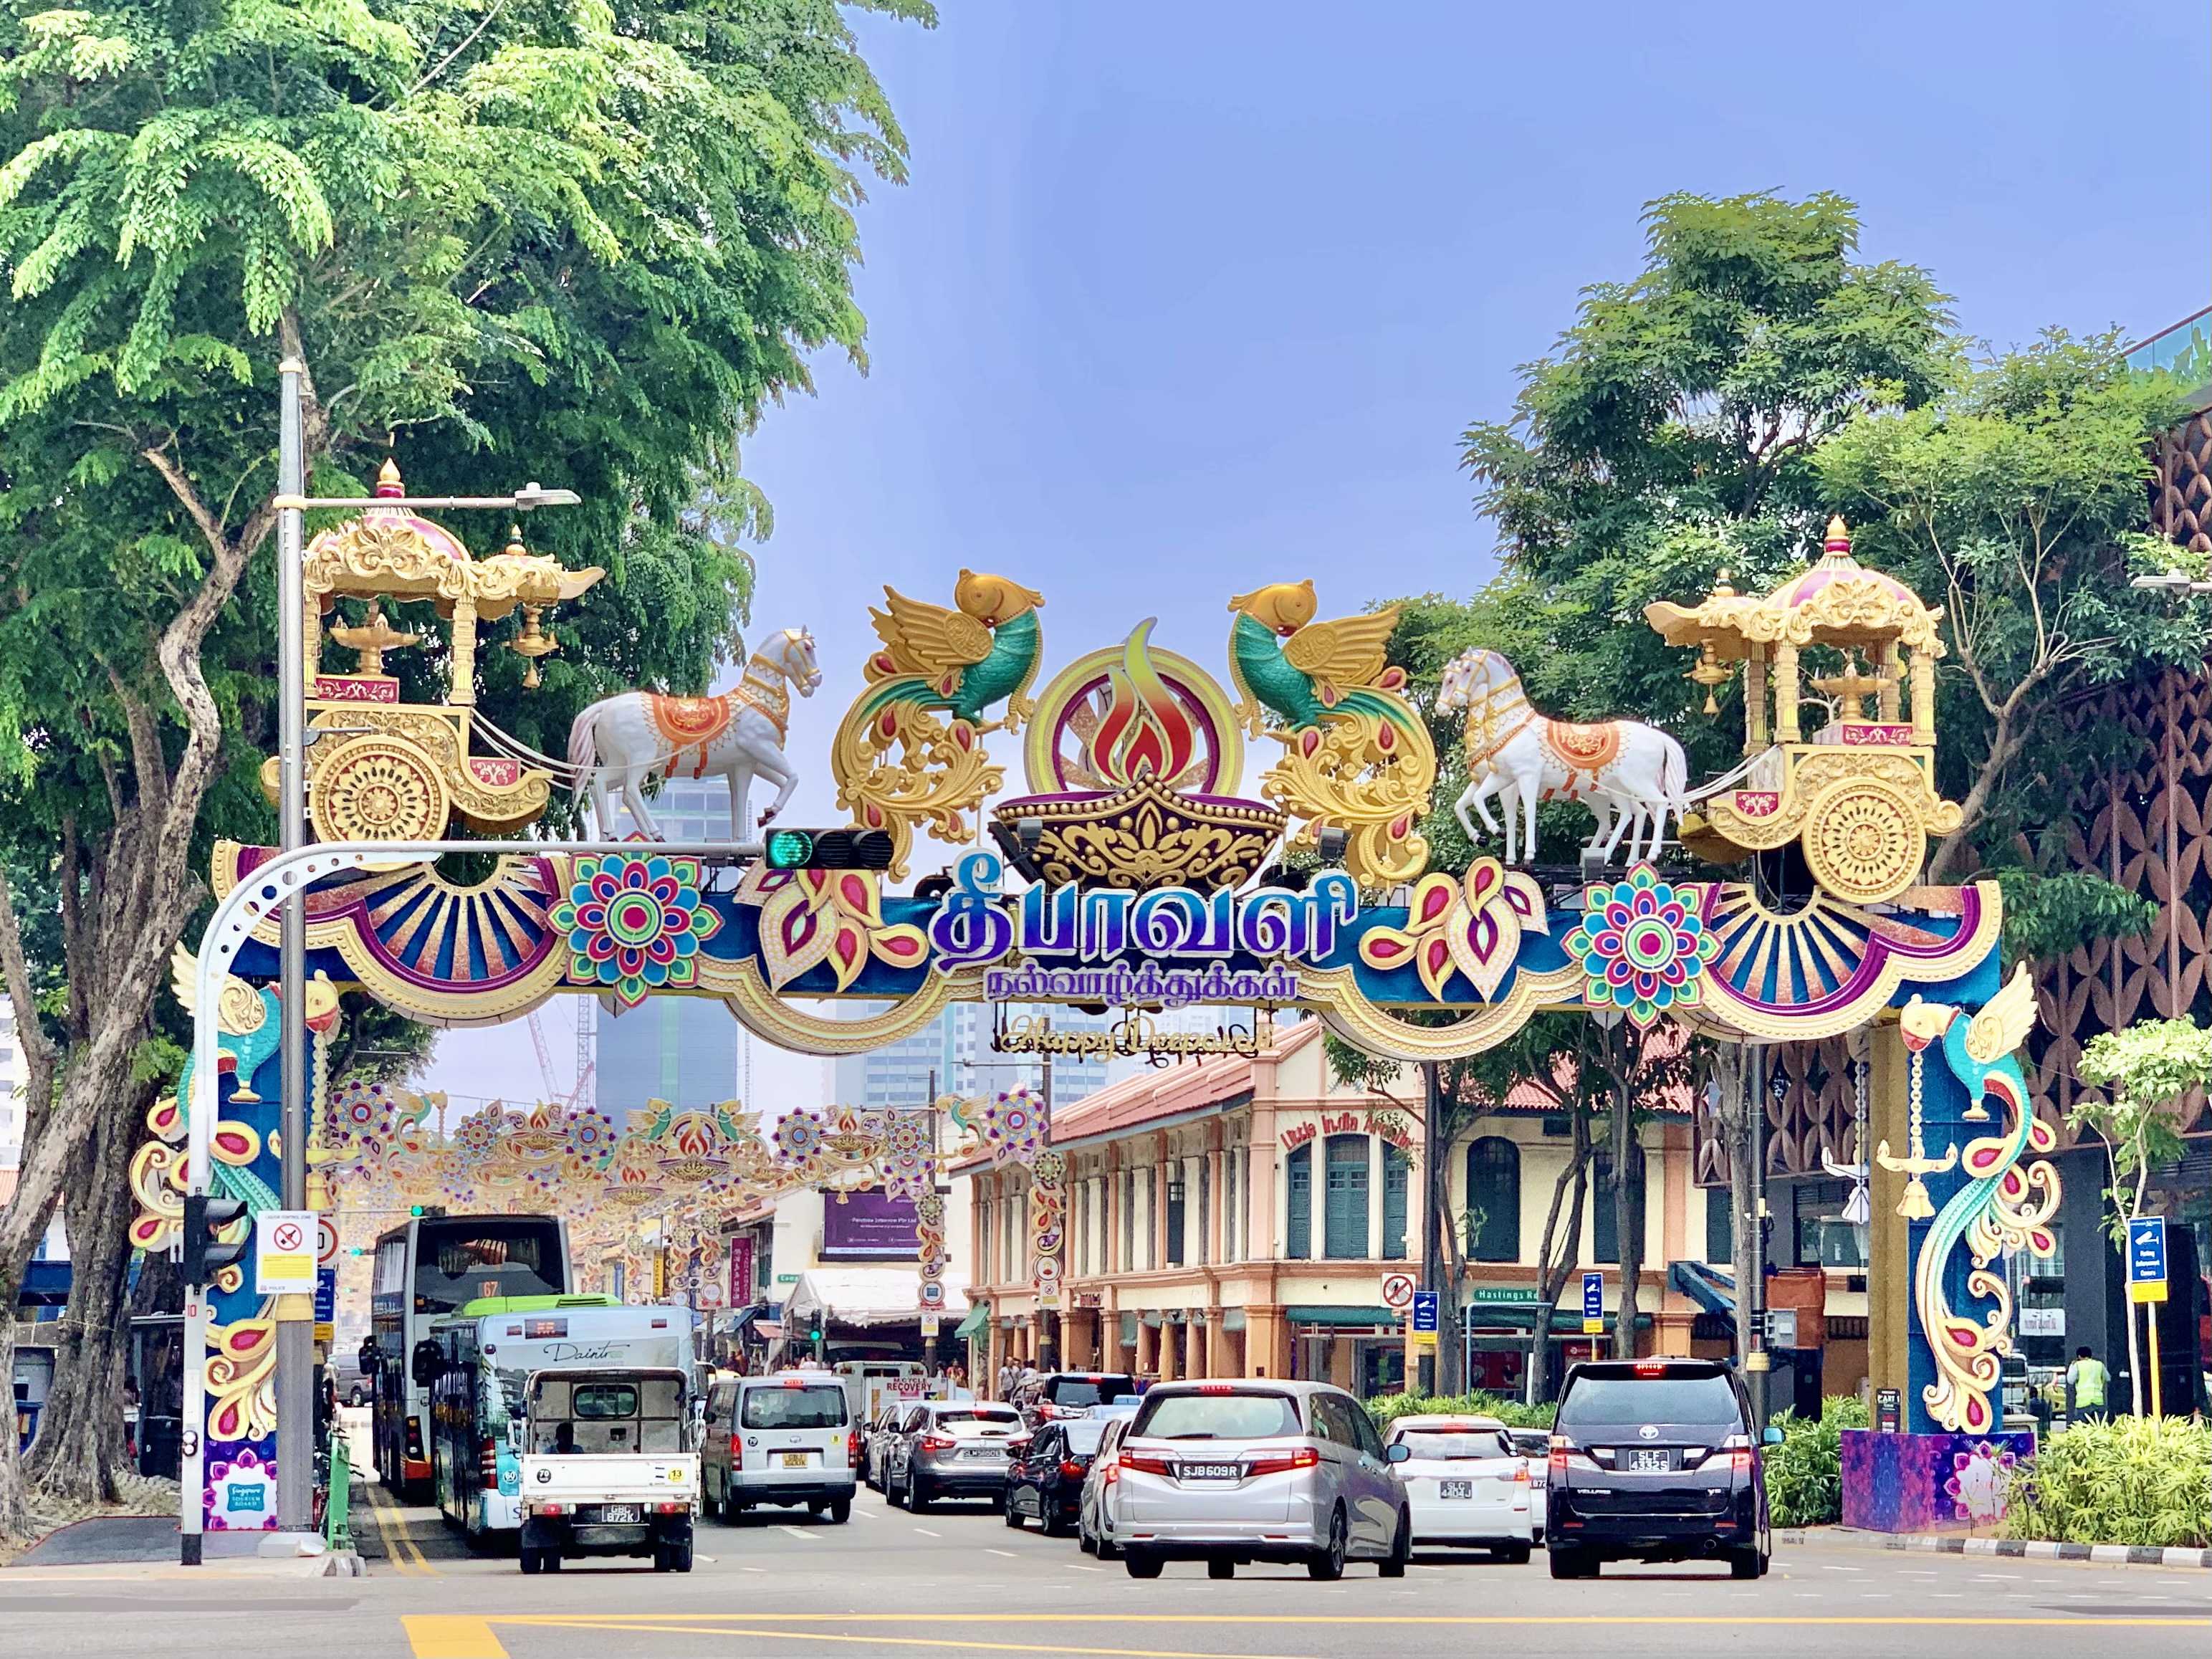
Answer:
(2066, 1345, 2110, 1420)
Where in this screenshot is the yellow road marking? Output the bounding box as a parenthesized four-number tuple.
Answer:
(363, 1483, 434, 1576)
(401, 1615, 508, 1658)
(483, 1622, 1310, 1658)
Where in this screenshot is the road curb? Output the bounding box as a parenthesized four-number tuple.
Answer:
(1777, 1526, 2212, 1569)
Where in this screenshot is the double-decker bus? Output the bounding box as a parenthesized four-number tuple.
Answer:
(368, 1213, 572, 1498)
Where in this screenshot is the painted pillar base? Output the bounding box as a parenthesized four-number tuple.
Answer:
(1840, 1428, 2036, 1533)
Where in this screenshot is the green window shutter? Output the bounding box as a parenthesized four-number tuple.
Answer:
(1705, 1184, 1733, 1264)
(1382, 1144, 1409, 1261)
(1466, 1137, 1521, 1264)
(1323, 1135, 1369, 1260)
(1286, 1146, 1312, 1259)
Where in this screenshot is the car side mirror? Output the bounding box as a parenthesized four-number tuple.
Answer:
(1385, 1442, 1411, 1464)
(1761, 1426, 1785, 1445)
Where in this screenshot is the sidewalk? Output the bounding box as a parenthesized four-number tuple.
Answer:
(1783, 1524, 2212, 1570)
(4, 1516, 363, 1577)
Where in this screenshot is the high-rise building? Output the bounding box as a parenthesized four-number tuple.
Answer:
(831, 1001, 1113, 1112)
(591, 778, 744, 1118)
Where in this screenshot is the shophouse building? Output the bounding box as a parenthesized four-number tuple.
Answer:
(959, 1017, 1751, 1398)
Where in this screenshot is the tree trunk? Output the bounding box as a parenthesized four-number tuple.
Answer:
(27, 1080, 158, 1503)
(1421, 1063, 1465, 1397)
(1529, 1105, 1594, 1405)
(1713, 1046, 1759, 1367)
(1609, 1058, 1644, 1362)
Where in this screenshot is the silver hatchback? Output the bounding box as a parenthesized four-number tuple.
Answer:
(1106, 1380, 1410, 1580)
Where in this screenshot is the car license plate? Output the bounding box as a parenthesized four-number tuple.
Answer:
(1439, 1478, 1473, 1500)
(780, 1452, 810, 1469)
(964, 1448, 1001, 1459)
(1181, 1463, 1239, 1481)
(598, 1504, 641, 1523)
(1628, 1448, 1672, 1473)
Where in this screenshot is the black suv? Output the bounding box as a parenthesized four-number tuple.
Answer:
(1010, 1370, 1139, 1428)
(1546, 1359, 1775, 1579)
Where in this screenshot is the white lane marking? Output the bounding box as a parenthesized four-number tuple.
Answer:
(851, 1506, 876, 1519)
(1821, 1564, 1861, 1572)
(1068, 1564, 1102, 1572)
(780, 1525, 820, 1541)
(741, 1566, 766, 1574)
(986, 1549, 1020, 1559)
(913, 1527, 941, 1537)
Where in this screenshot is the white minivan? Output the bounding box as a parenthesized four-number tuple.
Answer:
(702, 1371, 858, 1522)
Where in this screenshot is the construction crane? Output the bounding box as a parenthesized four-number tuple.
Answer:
(525, 1009, 563, 1104)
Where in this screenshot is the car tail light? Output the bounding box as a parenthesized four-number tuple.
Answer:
(1548, 1434, 1570, 1475)
(654, 1501, 689, 1514)
(730, 1433, 744, 1468)
(1119, 1451, 1172, 1475)
(781, 1377, 807, 1389)
(1718, 1448, 1755, 1473)
(1243, 1447, 1319, 1477)
(1100, 1460, 1121, 1486)
(846, 1430, 860, 1467)
(1513, 1463, 1530, 1484)
(479, 1435, 499, 1480)
(1060, 1459, 1088, 1480)
(535, 1501, 568, 1516)
(1197, 1383, 1233, 1394)
(919, 1433, 955, 1453)
(1633, 1361, 1667, 1377)
(405, 1417, 423, 1458)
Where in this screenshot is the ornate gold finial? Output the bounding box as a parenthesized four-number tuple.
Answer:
(1824, 515, 1852, 557)
(1711, 568, 1736, 598)
(328, 598, 421, 676)
(376, 457, 404, 498)
(504, 523, 528, 559)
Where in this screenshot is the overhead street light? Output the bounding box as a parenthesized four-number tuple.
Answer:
(2131, 570, 2208, 593)
(271, 482, 583, 512)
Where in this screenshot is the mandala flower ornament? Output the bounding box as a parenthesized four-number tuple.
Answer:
(982, 1086, 1047, 1165)
(554, 853, 722, 1009)
(1358, 856, 1549, 1002)
(776, 1108, 827, 1167)
(1563, 864, 1717, 1028)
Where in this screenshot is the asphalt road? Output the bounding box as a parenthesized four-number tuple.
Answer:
(1, 1473, 2206, 1659)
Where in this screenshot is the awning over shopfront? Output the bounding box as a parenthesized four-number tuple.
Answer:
(1286, 1305, 1399, 1328)
(953, 1301, 991, 1341)
(783, 1267, 928, 1331)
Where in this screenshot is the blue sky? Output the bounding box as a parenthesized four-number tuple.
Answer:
(428, 0, 2211, 1109)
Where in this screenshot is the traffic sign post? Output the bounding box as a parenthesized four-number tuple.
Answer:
(1382, 1273, 1417, 1311)
(1412, 1291, 1439, 1334)
(254, 1211, 318, 1296)
(2127, 1218, 2169, 1417)
(1581, 1271, 1604, 1337)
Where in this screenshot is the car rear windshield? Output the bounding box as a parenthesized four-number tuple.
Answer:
(1043, 1376, 1137, 1409)
(1061, 1418, 1109, 1454)
(1558, 1373, 1740, 1430)
(741, 1384, 847, 1430)
(1130, 1390, 1301, 1441)
(934, 1407, 1020, 1428)
(1394, 1429, 1512, 1460)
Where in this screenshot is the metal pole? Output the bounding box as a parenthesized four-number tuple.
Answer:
(1746, 1043, 1771, 1427)
(273, 358, 315, 1538)
(922, 1068, 939, 1380)
(1038, 1040, 1058, 1372)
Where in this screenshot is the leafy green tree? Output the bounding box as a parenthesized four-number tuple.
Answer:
(0, 0, 932, 1530)
(2074, 1018, 2211, 1416)
(1818, 333, 2203, 881)
(1457, 190, 1957, 768)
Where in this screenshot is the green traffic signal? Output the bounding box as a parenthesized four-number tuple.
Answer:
(762, 828, 896, 871)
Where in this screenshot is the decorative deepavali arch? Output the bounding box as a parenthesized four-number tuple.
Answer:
(140, 503, 2053, 1535)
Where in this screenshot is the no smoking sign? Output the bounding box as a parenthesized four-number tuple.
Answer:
(254, 1209, 317, 1295)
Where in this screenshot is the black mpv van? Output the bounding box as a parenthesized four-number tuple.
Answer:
(1545, 1359, 1776, 1579)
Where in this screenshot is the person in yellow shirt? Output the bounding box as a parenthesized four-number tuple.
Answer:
(2065, 1346, 2110, 1420)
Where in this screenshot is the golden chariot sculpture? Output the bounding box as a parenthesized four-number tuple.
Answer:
(1644, 517, 1961, 904)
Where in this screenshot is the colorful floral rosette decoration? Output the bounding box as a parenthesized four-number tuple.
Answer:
(980, 1084, 1047, 1166)
(882, 1111, 934, 1200)
(1562, 863, 1718, 1028)
(552, 852, 722, 1009)
(775, 1106, 828, 1169)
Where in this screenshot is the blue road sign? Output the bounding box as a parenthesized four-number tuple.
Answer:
(1412, 1291, 1439, 1333)
(313, 1266, 336, 1324)
(2127, 1217, 2168, 1286)
(1582, 1271, 1604, 1321)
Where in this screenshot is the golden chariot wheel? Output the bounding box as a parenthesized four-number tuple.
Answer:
(309, 735, 452, 842)
(1800, 777, 1923, 905)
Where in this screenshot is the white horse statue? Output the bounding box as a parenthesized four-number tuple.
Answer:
(567, 628, 823, 841)
(1435, 648, 1686, 864)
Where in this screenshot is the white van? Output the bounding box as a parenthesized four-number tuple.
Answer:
(702, 1371, 857, 1522)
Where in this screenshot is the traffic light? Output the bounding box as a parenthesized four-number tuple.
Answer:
(409, 1203, 446, 1218)
(762, 827, 896, 871)
(181, 1194, 249, 1286)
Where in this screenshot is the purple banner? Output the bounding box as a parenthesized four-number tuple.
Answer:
(823, 1189, 920, 1259)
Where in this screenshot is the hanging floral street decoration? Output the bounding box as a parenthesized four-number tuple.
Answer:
(552, 853, 722, 1009)
(1563, 863, 1718, 1028)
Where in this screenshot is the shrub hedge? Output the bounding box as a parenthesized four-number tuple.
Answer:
(2002, 1417, 2211, 1549)
(1763, 1395, 1869, 1528)
(1364, 1390, 1556, 1430)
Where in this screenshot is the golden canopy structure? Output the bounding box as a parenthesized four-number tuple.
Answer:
(1644, 518, 1960, 903)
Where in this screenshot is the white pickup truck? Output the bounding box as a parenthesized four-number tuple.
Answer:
(516, 1366, 698, 1573)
